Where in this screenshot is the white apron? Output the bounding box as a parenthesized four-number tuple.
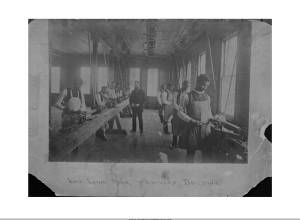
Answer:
(67, 89, 81, 112)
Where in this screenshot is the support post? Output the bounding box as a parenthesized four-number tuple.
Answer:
(91, 35, 98, 106)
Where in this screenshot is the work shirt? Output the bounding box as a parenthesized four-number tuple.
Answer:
(129, 88, 146, 108)
(107, 87, 117, 99)
(173, 89, 189, 113)
(95, 92, 107, 107)
(175, 89, 195, 123)
(161, 89, 173, 105)
(157, 90, 162, 105)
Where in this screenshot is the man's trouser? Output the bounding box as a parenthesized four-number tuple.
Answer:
(162, 104, 173, 133)
(158, 105, 164, 123)
(108, 115, 122, 130)
(132, 106, 143, 132)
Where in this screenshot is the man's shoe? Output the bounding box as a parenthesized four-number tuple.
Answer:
(96, 130, 108, 141)
(169, 144, 176, 150)
(101, 135, 108, 141)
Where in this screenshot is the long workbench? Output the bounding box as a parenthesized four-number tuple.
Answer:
(49, 99, 129, 161)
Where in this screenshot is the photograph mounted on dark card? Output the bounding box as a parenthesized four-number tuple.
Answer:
(29, 19, 271, 196)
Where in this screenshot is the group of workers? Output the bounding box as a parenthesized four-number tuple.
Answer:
(157, 74, 215, 161)
(94, 81, 125, 140)
(54, 77, 147, 140)
(54, 73, 216, 162)
(55, 78, 127, 140)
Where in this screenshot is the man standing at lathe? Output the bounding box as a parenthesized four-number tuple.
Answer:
(129, 81, 146, 134)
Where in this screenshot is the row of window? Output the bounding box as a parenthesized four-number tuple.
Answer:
(51, 66, 109, 95)
(50, 66, 159, 96)
(128, 67, 158, 96)
(176, 34, 238, 118)
(51, 34, 238, 117)
(51, 51, 208, 97)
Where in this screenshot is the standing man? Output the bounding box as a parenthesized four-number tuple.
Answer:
(106, 81, 122, 131)
(170, 80, 190, 148)
(129, 81, 146, 134)
(181, 75, 214, 162)
(55, 77, 86, 130)
(95, 86, 109, 141)
(107, 81, 117, 100)
(120, 87, 132, 118)
(161, 83, 174, 134)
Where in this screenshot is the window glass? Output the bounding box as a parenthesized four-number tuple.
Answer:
(220, 34, 238, 117)
(51, 66, 60, 93)
(187, 61, 192, 81)
(198, 52, 206, 76)
(80, 67, 91, 94)
(179, 67, 183, 88)
(129, 67, 140, 91)
(147, 68, 159, 96)
(97, 66, 109, 92)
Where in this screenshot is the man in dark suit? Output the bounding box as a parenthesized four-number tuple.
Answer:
(129, 81, 146, 134)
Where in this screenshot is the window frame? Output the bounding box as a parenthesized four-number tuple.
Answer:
(146, 68, 159, 97)
(97, 66, 109, 92)
(219, 32, 239, 121)
(198, 51, 206, 76)
(80, 66, 91, 95)
(179, 66, 184, 87)
(186, 61, 192, 82)
(50, 66, 61, 94)
(129, 67, 141, 92)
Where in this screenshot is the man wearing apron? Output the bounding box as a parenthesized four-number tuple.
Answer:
(171, 80, 190, 148)
(95, 86, 109, 141)
(106, 81, 122, 131)
(55, 77, 86, 131)
(179, 75, 214, 162)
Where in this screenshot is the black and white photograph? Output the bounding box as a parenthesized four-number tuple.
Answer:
(6, 0, 300, 215)
(48, 19, 253, 163)
(28, 17, 271, 197)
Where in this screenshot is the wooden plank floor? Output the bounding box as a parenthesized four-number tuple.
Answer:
(64, 109, 247, 163)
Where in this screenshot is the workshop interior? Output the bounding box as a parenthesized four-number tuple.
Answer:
(48, 19, 270, 163)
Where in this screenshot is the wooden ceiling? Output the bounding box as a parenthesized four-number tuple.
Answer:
(50, 19, 244, 57)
